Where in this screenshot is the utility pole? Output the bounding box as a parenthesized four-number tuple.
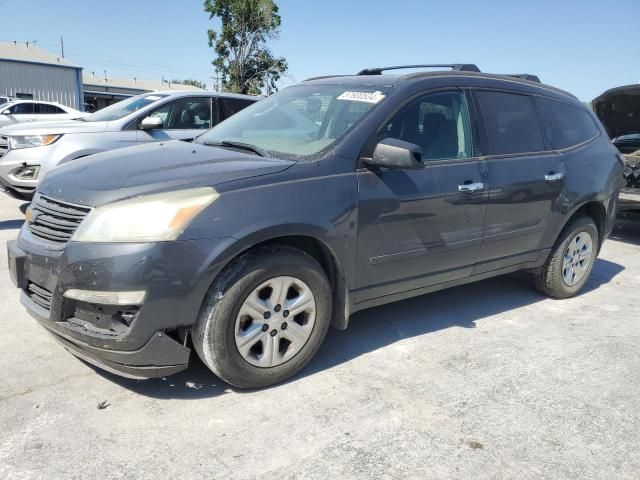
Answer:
(60, 37, 64, 58)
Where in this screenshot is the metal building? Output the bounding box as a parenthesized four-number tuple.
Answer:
(83, 74, 202, 111)
(0, 42, 83, 109)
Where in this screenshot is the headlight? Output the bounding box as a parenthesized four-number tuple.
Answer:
(9, 134, 62, 149)
(72, 187, 219, 243)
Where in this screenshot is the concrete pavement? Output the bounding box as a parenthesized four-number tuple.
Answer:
(1, 194, 639, 479)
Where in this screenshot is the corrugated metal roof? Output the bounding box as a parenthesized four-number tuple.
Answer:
(82, 74, 203, 92)
(0, 42, 80, 68)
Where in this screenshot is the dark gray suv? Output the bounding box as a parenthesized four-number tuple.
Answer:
(7, 64, 623, 388)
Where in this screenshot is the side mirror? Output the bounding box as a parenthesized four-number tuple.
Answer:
(364, 138, 424, 170)
(139, 116, 163, 130)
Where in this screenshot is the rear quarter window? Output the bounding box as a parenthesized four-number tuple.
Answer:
(537, 97, 599, 149)
(219, 98, 254, 120)
(476, 91, 545, 155)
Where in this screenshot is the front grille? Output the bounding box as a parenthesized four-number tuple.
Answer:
(27, 194, 91, 243)
(26, 282, 53, 311)
(0, 136, 8, 158)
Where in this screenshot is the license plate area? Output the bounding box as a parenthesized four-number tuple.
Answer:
(7, 242, 27, 289)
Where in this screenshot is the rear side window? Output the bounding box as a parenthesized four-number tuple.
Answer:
(219, 98, 254, 120)
(538, 97, 599, 149)
(477, 91, 544, 155)
(36, 104, 65, 114)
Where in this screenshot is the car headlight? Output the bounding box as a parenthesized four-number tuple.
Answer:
(9, 134, 62, 149)
(72, 187, 219, 243)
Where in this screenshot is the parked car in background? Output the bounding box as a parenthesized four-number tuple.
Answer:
(0, 91, 257, 199)
(613, 133, 640, 155)
(593, 84, 640, 215)
(0, 96, 15, 105)
(0, 100, 87, 127)
(7, 64, 622, 388)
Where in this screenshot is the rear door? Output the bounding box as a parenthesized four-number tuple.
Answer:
(136, 96, 213, 142)
(473, 90, 564, 270)
(355, 89, 488, 302)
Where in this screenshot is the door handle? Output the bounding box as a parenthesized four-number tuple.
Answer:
(458, 182, 484, 193)
(545, 172, 564, 182)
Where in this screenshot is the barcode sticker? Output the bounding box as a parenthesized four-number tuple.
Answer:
(337, 91, 386, 104)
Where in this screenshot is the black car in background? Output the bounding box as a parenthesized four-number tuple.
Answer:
(8, 64, 622, 388)
(593, 84, 640, 213)
(613, 133, 640, 155)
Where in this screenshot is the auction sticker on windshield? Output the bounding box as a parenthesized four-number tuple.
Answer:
(337, 91, 386, 104)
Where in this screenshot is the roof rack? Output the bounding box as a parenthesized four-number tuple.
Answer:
(504, 74, 541, 83)
(357, 64, 481, 75)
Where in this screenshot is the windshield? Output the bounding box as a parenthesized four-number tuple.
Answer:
(83, 94, 169, 122)
(196, 85, 389, 159)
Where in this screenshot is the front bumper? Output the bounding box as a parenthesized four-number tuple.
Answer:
(0, 148, 43, 197)
(7, 232, 231, 378)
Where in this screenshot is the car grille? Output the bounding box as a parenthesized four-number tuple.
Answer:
(27, 194, 92, 243)
(0, 136, 8, 158)
(26, 282, 53, 311)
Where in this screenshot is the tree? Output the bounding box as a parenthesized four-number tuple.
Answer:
(171, 78, 207, 89)
(204, 0, 288, 95)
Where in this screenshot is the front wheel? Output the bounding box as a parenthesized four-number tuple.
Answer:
(534, 215, 599, 299)
(192, 246, 332, 388)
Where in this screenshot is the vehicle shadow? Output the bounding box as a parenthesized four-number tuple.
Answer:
(297, 257, 623, 382)
(99, 257, 623, 399)
(0, 219, 23, 230)
(610, 218, 640, 247)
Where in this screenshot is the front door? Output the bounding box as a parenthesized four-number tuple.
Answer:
(136, 97, 213, 143)
(354, 89, 488, 303)
(473, 90, 564, 269)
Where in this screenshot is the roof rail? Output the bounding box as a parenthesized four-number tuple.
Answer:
(505, 74, 541, 83)
(357, 64, 481, 75)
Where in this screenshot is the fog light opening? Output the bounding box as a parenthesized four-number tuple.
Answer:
(14, 165, 40, 179)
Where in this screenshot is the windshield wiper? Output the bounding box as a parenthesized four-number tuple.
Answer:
(203, 140, 268, 157)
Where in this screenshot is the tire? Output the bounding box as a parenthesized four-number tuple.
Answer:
(192, 245, 332, 389)
(534, 215, 599, 299)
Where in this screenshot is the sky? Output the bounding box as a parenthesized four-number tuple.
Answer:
(0, 0, 638, 101)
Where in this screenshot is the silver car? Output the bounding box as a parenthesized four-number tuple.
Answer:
(0, 90, 257, 199)
(0, 100, 87, 127)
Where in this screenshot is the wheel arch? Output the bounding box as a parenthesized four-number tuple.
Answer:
(557, 200, 607, 252)
(209, 226, 351, 331)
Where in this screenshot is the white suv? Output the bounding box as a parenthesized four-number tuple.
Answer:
(0, 100, 87, 127)
(0, 91, 257, 199)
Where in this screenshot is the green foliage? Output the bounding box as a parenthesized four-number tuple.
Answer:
(204, 0, 288, 95)
(171, 78, 207, 89)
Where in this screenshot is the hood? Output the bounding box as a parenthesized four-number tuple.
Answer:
(592, 84, 640, 139)
(39, 140, 295, 206)
(0, 119, 109, 136)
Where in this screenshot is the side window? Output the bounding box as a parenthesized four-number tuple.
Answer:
(219, 98, 254, 120)
(476, 91, 544, 155)
(538, 97, 599, 149)
(148, 98, 212, 129)
(35, 104, 65, 114)
(9, 103, 35, 114)
(379, 90, 472, 161)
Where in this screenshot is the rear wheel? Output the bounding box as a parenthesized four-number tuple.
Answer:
(534, 216, 598, 298)
(192, 246, 332, 388)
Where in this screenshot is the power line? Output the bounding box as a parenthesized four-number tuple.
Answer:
(39, 42, 214, 78)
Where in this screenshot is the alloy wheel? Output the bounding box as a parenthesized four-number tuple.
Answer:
(234, 276, 316, 367)
(562, 231, 594, 287)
